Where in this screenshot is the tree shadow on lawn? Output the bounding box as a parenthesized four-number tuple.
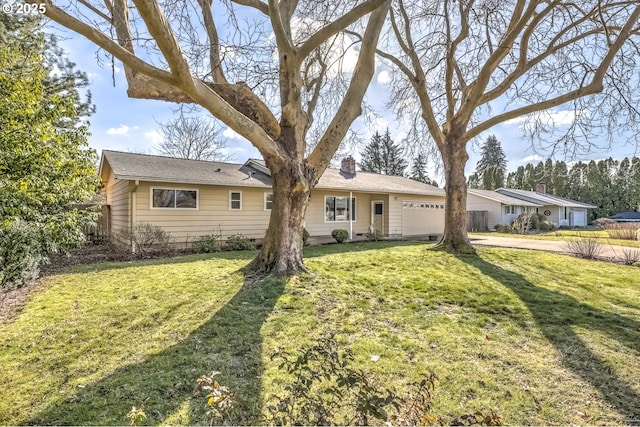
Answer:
(458, 254, 640, 424)
(24, 274, 286, 425)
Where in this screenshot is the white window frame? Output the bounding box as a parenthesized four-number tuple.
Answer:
(324, 195, 357, 223)
(264, 192, 273, 211)
(150, 187, 199, 210)
(504, 205, 515, 215)
(229, 190, 242, 210)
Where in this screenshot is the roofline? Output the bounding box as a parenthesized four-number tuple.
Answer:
(110, 174, 445, 196)
(468, 190, 543, 206)
(496, 188, 597, 208)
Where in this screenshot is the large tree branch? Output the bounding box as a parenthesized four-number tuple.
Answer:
(461, 0, 538, 120)
(391, 0, 444, 144)
(131, 0, 194, 88)
(306, 2, 390, 180)
(298, 0, 387, 58)
(197, 0, 228, 83)
(268, 0, 294, 54)
(467, 4, 640, 140)
(231, 0, 269, 15)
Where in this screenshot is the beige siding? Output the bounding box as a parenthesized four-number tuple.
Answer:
(466, 193, 503, 229)
(398, 195, 446, 236)
(537, 205, 560, 226)
(134, 183, 271, 242)
(305, 191, 372, 237)
(106, 170, 130, 231)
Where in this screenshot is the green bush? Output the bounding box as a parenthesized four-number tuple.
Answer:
(111, 223, 173, 255)
(494, 224, 512, 233)
(192, 234, 222, 253)
(225, 234, 256, 251)
(302, 228, 310, 246)
(331, 229, 349, 244)
(529, 213, 555, 231)
(0, 220, 45, 292)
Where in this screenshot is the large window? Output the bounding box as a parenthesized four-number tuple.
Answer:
(325, 196, 356, 222)
(152, 188, 197, 209)
(264, 192, 273, 210)
(504, 205, 515, 215)
(229, 191, 242, 210)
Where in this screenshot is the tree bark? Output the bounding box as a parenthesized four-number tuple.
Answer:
(434, 132, 477, 254)
(246, 159, 311, 276)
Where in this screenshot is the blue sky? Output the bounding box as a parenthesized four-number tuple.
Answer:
(52, 23, 638, 184)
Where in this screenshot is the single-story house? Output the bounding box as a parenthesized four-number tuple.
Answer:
(466, 189, 543, 231)
(98, 150, 446, 245)
(495, 187, 597, 227)
(609, 211, 640, 222)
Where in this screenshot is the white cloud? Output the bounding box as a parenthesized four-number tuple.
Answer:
(114, 65, 122, 73)
(223, 127, 242, 140)
(520, 154, 542, 163)
(106, 125, 131, 135)
(106, 125, 139, 135)
(144, 130, 164, 145)
(377, 71, 391, 84)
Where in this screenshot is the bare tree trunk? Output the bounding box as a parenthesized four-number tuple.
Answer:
(434, 134, 477, 254)
(246, 159, 311, 276)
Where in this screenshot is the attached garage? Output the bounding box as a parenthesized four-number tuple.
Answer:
(402, 200, 446, 236)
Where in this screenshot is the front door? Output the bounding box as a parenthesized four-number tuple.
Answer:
(372, 201, 384, 235)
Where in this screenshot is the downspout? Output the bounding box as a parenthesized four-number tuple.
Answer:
(349, 191, 353, 240)
(130, 180, 139, 252)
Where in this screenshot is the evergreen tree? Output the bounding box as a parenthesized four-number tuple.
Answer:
(506, 166, 526, 189)
(410, 153, 438, 186)
(360, 129, 408, 176)
(481, 166, 505, 190)
(467, 172, 481, 189)
(473, 135, 507, 188)
(1, 13, 98, 283)
(359, 131, 384, 173)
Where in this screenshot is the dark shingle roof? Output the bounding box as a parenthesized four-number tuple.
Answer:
(495, 188, 597, 208)
(468, 189, 542, 207)
(100, 150, 444, 196)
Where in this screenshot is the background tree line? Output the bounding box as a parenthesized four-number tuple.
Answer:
(505, 157, 640, 221)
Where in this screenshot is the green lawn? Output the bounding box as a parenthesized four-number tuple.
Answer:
(471, 229, 640, 248)
(1, 242, 639, 425)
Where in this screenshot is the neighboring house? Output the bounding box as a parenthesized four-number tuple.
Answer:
(98, 150, 446, 245)
(609, 211, 640, 222)
(467, 189, 542, 231)
(495, 186, 597, 227)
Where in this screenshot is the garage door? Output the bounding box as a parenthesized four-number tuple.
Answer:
(402, 201, 446, 236)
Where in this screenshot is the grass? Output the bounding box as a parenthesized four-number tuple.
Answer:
(1, 242, 640, 425)
(471, 229, 640, 248)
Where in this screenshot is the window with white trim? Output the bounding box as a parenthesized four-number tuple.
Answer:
(229, 191, 242, 210)
(325, 196, 356, 222)
(152, 188, 197, 209)
(264, 192, 273, 210)
(504, 205, 515, 215)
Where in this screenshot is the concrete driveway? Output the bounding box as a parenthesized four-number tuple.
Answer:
(470, 235, 640, 263)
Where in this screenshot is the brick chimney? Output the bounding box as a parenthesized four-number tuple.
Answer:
(340, 156, 356, 175)
(535, 182, 547, 194)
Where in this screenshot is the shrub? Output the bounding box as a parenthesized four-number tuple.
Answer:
(225, 234, 256, 251)
(511, 214, 531, 234)
(0, 220, 45, 292)
(192, 234, 222, 253)
(494, 224, 512, 233)
(529, 213, 555, 232)
(111, 223, 173, 256)
(367, 228, 383, 241)
(607, 223, 640, 240)
(564, 235, 603, 260)
(621, 248, 640, 265)
(302, 227, 310, 246)
(331, 229, 349, 244)
(592, 217, 616, 230)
